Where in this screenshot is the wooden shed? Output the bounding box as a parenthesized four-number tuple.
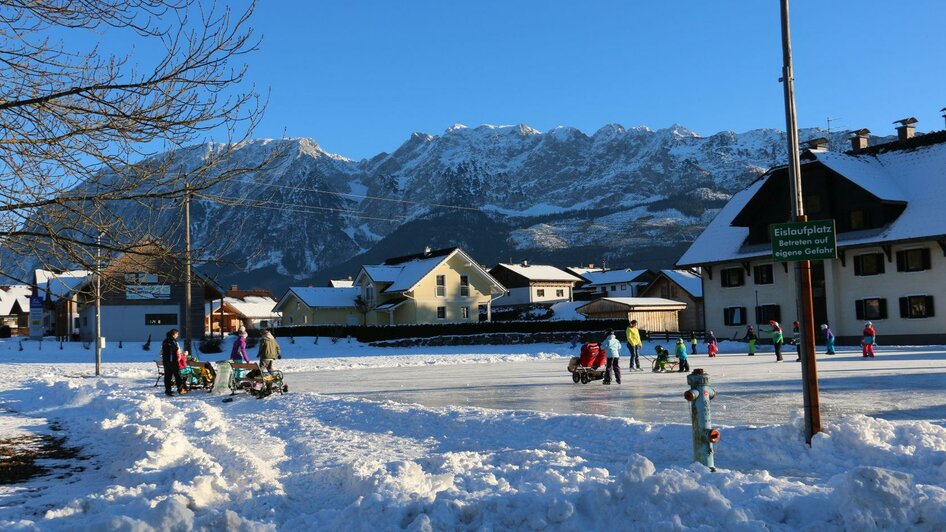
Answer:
(576, 297, 687, 332)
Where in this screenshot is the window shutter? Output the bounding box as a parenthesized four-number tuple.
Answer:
(853, 257, 862, 276)
(773, 305, 782, 322)
(755, 306, 762, 324)
(922, 249, 932, 270)
(877, 258, 885, 274)
(855, 300, 864, 320)
(899, 297, 909, 318)
(925, 296, 935, 317)
(896, 251, 906, 272)
(739, 307, 747, 325)
(879, 299, 888, 319)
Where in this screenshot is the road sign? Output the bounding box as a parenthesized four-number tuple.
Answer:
(770, 220, 837, 262)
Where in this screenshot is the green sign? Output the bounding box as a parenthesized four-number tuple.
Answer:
(770, 220, 837, 262)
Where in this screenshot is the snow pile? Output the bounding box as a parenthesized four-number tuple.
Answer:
(2, 370, 945, 530)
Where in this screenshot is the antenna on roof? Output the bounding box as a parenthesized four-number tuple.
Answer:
(940, 107, 946, 129)
(826, 116, 842, 133)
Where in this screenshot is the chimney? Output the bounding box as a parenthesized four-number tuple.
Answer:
(894, 117, 917, 141)
(587, 263, 594, 269)
(804, 137, 830, 152)
(423, 246, 431, 256)
(230, 284, 238, 291)
(522, 259, 529, 267)
(850, 128, 870, 153)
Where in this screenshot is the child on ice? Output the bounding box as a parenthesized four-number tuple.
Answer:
(705, 330, 718, 357)
(675, 338, 690, 373)
(602, 329, 622, 385)
(653, 345, 671, 372)
(822, 324, 835, 355)
(862, 322, 877, 358)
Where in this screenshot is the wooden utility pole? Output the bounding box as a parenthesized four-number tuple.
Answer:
(95, 232, 102, 376)
(183, 184, 192, 355)
(779, 0, 822, 444)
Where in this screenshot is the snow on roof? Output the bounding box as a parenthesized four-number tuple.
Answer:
(661, 270, 703, 298)
(678, 142, 946, 267)
(362, 266, 403, 284)
(224, 295, 281, 319)
(329, 279, 354, 288)
(581, 269, 649, 286)
(383, 255, 448, 293)
(577, 297, 687, 312)
(35, 270, 91, 302)
(567, 267, 605, 278)
(494, 263, 583, 283)
(0, 285, 31, 315)
(288, 287, 359, 309)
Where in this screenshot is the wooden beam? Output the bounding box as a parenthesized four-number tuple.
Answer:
(838, 249, 846, 268)
(705, 266, 713, 280)
(937, 238, 946, 257)
(782, 262, 789, 274)
(882, 245, 892, 262)
(742, 261, 751, 275)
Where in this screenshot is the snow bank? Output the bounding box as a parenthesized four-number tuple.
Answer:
(2, 372, 945, 530)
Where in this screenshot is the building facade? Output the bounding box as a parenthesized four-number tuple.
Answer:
(488, 263, 582, 306)
(640, 270, 704, 332)
(355, 247, 507, 325)
(678, 128, 946, 344)
(273, 287, 360, 326)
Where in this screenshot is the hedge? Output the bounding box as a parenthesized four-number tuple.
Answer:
(271, 319, 629, 343)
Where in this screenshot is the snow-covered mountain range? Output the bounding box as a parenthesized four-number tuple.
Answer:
(11, 124, 882, 292)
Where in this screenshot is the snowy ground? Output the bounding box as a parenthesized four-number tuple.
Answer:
(1, 337, 945, 530)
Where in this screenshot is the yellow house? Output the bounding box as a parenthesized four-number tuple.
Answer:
(272, 287, 361, 326)
(354, 247, 507, 325)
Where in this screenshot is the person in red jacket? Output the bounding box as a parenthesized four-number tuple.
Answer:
(862, 321, 876, 358)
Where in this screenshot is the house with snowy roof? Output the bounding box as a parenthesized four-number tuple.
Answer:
(353, 247, 507, 326)
(639, 270, 704, 331)
(677, 123, 946, 344)
(206, 292, 281, 334)
(0, 285, 31, 336)
(34, 269, 91, 338)
(487, 262, 583, 306)
(575, 268, 654, 298)
(272, 286, 361, 326)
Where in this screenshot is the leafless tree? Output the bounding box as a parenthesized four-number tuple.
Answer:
(0, 0, 273, 290)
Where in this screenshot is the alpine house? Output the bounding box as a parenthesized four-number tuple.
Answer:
(677, 120, 946, 344)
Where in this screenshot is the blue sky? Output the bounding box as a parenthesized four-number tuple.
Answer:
(243, 1, 946, 159)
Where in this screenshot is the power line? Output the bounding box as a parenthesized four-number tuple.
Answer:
(199, 193, 407, 223)
(236, 179, 483, 212)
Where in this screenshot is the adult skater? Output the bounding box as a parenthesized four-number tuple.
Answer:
(161, 329, 186, 396)
(258, 328, 282, 371)
(625, 319, 642, 371)
(762, 320, 784, 362)
(230, 326, 250, 363)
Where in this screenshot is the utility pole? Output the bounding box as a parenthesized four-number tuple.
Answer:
(95, 232, 103, 376)
(779, 0, 822, 444)
(183, 184, 192, 355)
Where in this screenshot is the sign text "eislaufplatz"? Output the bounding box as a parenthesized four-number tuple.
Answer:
(770, 220, 837, 262)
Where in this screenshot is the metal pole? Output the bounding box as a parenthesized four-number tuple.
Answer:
(779, 0, 822, 443)
(184, 185, 192, 355)
(95, 233, 102, 376)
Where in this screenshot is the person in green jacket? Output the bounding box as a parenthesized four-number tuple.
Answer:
(675, 338, 690, 372)
(761, 320, 784, 362)
(689, 331, 698, 355)
(257, 329, 282, 371)
(625, 319, 643, 371)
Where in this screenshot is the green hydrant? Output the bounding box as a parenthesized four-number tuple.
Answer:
(684, 369, 720, 471)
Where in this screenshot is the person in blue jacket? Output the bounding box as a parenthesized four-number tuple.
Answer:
(675, 338, 690, 373)
(602, 329, 622, 385)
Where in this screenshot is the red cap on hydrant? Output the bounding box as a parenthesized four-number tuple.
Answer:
(707, 429, 721, 443)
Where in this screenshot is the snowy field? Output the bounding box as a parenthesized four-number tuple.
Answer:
(1, 337, 945, 530)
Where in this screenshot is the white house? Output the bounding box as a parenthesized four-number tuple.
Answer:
(487, 262, 583, 305)
(578, 269, 652, 298)
(677, 125, 946, 344)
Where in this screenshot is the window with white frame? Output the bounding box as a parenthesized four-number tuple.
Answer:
(460, 275, 469, 297)
(436, 275, 446, 297)
(365, 284, 375, 302)
(556, 289, 565, 297)
(536, 289, 545, 297)
(436, 306, 446, 319)
(461, 306, 470, 319)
